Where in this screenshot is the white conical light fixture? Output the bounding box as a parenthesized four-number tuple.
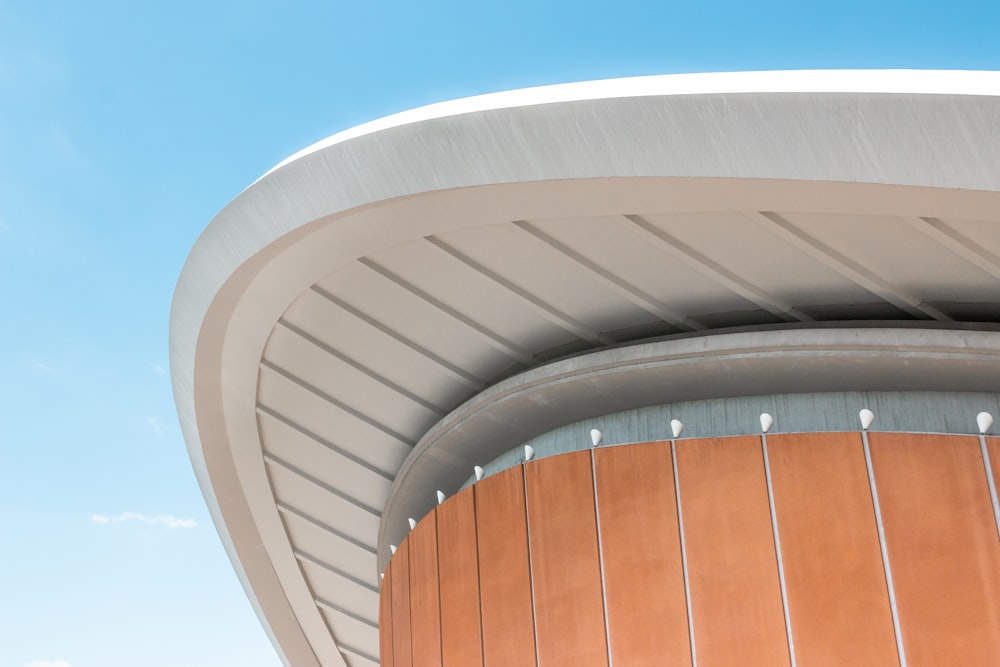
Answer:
(390, 544, 397, 555)
(436, 490, 446, 505)
(670, 419, 683, 439)
(590, 429, 603, 448)
(474, 465, 485, 481)
(524, 445, 535, 461)
(859, 408, 875, 431)
(408, 518, 417, 530)
(977, 411, 994, 434)
(760, 413, 774, 434)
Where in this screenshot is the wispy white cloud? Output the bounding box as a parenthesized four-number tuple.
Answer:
(31, 362, 54, 373)
(91, 512, 197, 529)
(146, 417, 163, 435)
(25, 660, 72, 667)
(151, 364, 166, 375)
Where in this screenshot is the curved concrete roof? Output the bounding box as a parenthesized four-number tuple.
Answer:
(170, 70, 1000, 667)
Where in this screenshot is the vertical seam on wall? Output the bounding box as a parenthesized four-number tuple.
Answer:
(472, 487, 487, 667)
(522, 464, 542, 667)
(761, 434, 797, 667)
(671, 438, 698, 667)
(590, 449, 615, 667)
(978, 434, 1000, 542)
(406, 541, 414, 667)
(385, 566, 394, 667)
(862, 430, 908, 667)
(433, 509, 445, 666)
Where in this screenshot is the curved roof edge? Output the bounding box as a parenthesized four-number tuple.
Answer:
(267, 69, 1000, 178)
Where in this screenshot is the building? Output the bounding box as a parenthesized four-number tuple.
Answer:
(170, 71, 1000, 667)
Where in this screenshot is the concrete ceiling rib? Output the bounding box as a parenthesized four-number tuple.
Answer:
(753, 211, 951, 320)
(356, 256, 536, 364)
(309, 284, 485, 391)
(906, 216, 1000, 282)
(624, 214, 814, 322)
(424, 235, 616, 345)
(511, 219, 703, 331)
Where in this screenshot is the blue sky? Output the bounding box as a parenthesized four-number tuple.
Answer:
(2, 2, 999, 666)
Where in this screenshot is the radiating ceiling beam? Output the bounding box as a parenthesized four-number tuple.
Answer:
(276, 318, 447, 416)
(274, 499, 378, 554)
(625, 214, 813, 322)
(425, 235, 616, 345)
(310, 284, 486, 391)
(256, 404, 395, 482)
(261, 359, 417, 448)
(314, 596, 379, 630)
(512, 220, 705, 331)
(293, 549, 380, 594)
(357, 256, 536, 364)
(337, 642, 380, 665)
(266, 452, 384, 518)
(753, 211, 951, 321)
(905, 216, 1000, 282)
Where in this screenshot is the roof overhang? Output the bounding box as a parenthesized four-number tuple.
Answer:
(170, 70, 1000, 666)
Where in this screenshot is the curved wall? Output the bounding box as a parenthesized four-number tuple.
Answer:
(381, 434, 1000, 666)
(461, 390, 1000, 485)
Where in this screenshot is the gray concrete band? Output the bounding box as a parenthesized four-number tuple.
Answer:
(379, 326, 1000, 572)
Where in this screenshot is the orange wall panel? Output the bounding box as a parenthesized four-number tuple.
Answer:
(675, 436, 790, 667)
(767, 432, 898, 666)
(870, 433, 1000, 666)
(408, 510, 442, 667)
(390, 538, 412, 667)
(436, 486, 484, 667)
(989, 437, 1000, 515)
(526, 451, 609, 667)
(594, 442, 691, 667)
(475, 467, 536, 667)
(379, 567, 394, 667)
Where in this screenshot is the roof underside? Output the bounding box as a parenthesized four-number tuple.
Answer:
(170, 71, 1000, 667)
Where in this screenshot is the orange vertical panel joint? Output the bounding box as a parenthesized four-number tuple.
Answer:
(987, 437, 1000, 526)
(869, 433, 1000, 666)
(437, 486, 484, 667)
(390, 538, 413, 667)
(475, 466, 537, 667)
(766, 432, 898, 667)
(379, 565, 394, 667)
(594, 441, 692, 667)
(675, 436, 790, 667)
(408, 509, 442, 667)
(525, 450, 609, 667)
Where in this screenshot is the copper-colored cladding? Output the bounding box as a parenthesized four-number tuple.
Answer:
(989, 437, 1000, 501)
(407, 510, 441, 667)
(675, 436, 791, 667)
(389, 538, 412, 667)
(474, 467, 537, 667)
(593, 441, 691, 667)
(379, 566, 393, 667)
(436, 487, 483, 667)
(525, 451, 609, 667)
(380, 433, 1000, 667)
(766, 432, 898, 666)
(870, 433, 1000, 665)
